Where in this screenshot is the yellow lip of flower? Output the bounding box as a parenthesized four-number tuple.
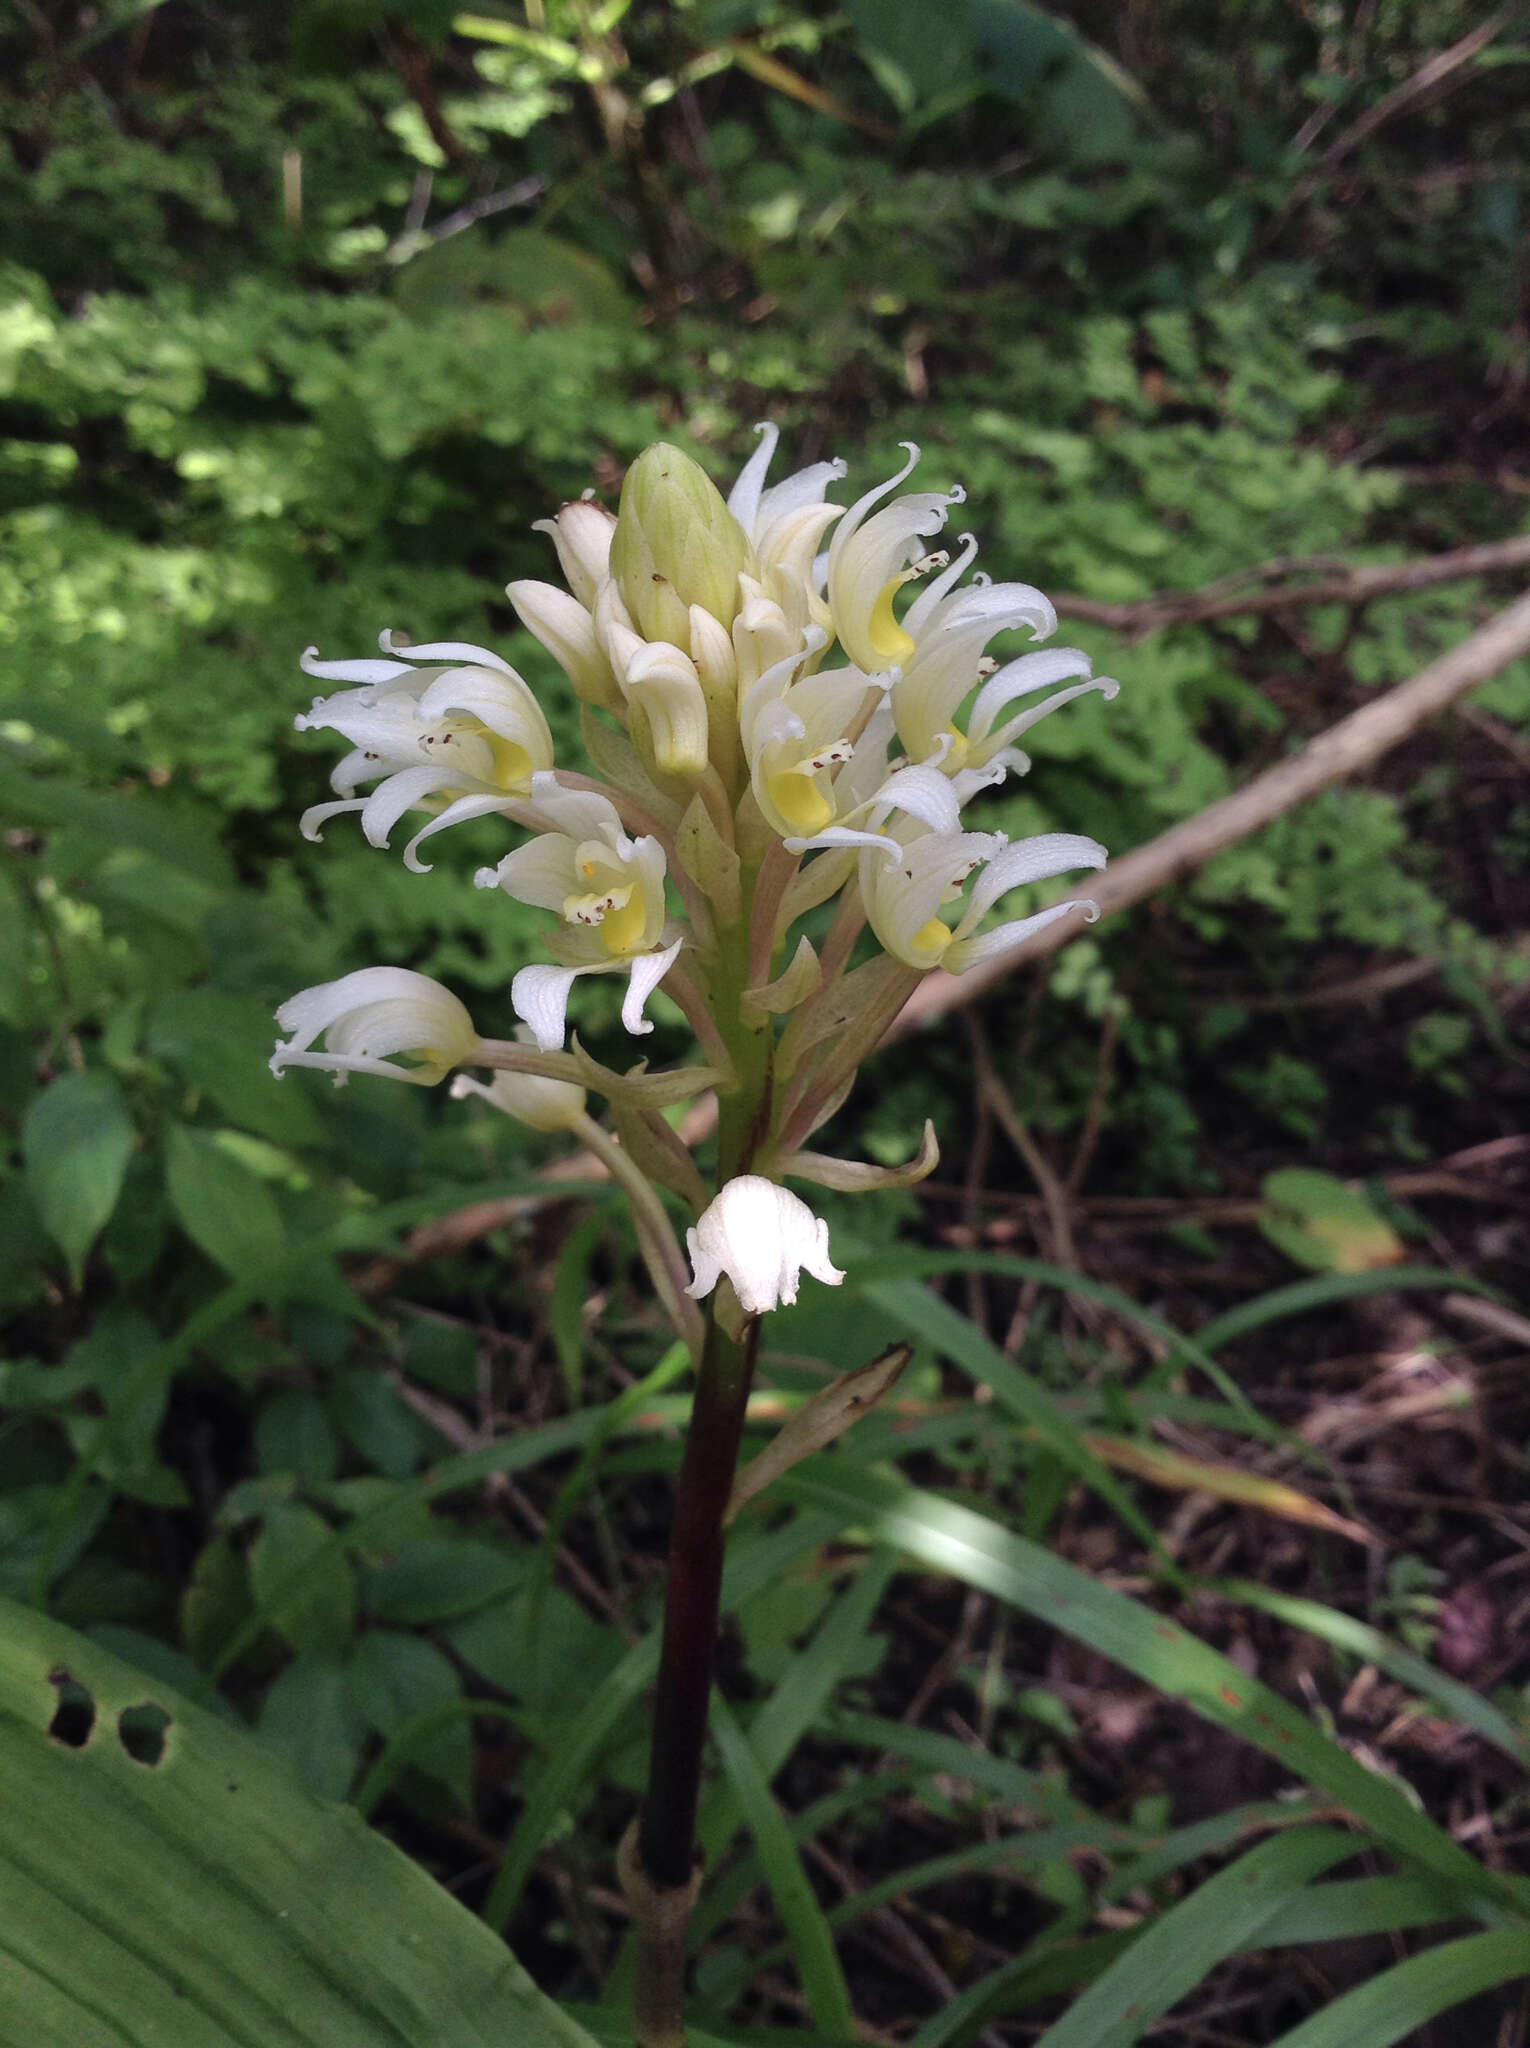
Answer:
(766, 737, 855, 837)
(866, 550, 949, 667)
(868, 572, 918, 664)
(767, 772, 835, 837)
(486, 732, 535, 789)
(908, 917, 954, 965)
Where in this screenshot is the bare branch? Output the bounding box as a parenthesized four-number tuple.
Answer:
(1055, 533, 1530, 635)
(891, 585, 1530, 1041)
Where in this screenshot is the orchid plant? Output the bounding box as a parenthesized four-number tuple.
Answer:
(272, 429, 1115, 2045)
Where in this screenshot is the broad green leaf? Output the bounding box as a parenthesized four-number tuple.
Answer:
(348, 1630, 468, 1805)
(1259, 1168, 1405, 1274)
(0, 1597, 598, 2046)
(366, 1537, 527, 1625)
(259, 1648, 366, 1800)
(22, 1069, 135, 1287)
(250, 1503, 356, 1655)
(165, 1123, 286, 1278)
(148, 989, 327, 1148)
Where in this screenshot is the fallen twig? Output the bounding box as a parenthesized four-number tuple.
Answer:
(1055, 533, 1530, 635)
(892, 585, 1530, 1040)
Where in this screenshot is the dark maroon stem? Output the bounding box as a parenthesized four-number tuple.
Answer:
(638, 1310, 761, 1889)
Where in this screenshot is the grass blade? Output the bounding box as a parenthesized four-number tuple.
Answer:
(858, 1276, 1184, 1580)
(1029, 1827, 1363, 2048)
(1197, 1267, 1497, 1354)
(1265, 1926, 1530, 2048)
(711, 1696, 855, 2042)
(852, 1251, 1274, 1441)
(1214, 1579, 1530, 1766)
(1258, 1873, 1470, 1945)
(775, 1459, 1526, 1917)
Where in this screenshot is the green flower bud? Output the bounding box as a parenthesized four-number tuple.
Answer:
(610, 443, 756, 643)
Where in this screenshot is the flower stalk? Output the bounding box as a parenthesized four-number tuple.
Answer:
(270, 422, 1118, 2044)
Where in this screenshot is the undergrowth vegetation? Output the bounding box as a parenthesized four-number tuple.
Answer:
(1, 3, 1528, 2043)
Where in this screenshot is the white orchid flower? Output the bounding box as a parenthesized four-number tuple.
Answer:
(823, 443, 966, 674)
(270, 968, 480, 1086)
(450, 1031, 587, 1133)
(739, 638, 883, 841)
(294, 634, 554, 870)
(685, 1176, 845, 1317)
(861, 825, 1108, 972)
(952, 646, 1122, 794)
(474, 772, 682, 1050)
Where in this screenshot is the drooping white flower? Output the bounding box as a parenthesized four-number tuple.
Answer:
(860, 825, 1108, 972)
(270, 968, 480, 1086)
(685, 1176, 845, 1317)
(474, 772, 683, 1050)
(450, 1034, 587, 1133)
(295, 634, 554, 869)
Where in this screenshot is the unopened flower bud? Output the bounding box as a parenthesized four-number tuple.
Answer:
(610, 443, 756, 644)
(532, 497, 616, 610)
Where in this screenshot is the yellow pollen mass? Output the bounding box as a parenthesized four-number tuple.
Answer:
(910, 918, 953, 964)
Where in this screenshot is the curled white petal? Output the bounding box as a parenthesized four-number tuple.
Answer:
(685, 1177, 845, 1318)
(377, 632, 512, 673)
(945, 898, 1101, 973)
(954, 832, 1108, 937)
(621, 936, 685, 1037)
(271, 968, 479, 1086)
(511, 962, 595, 1053)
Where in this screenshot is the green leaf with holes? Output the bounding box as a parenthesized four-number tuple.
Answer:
(0, 1596, 599, 2047)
